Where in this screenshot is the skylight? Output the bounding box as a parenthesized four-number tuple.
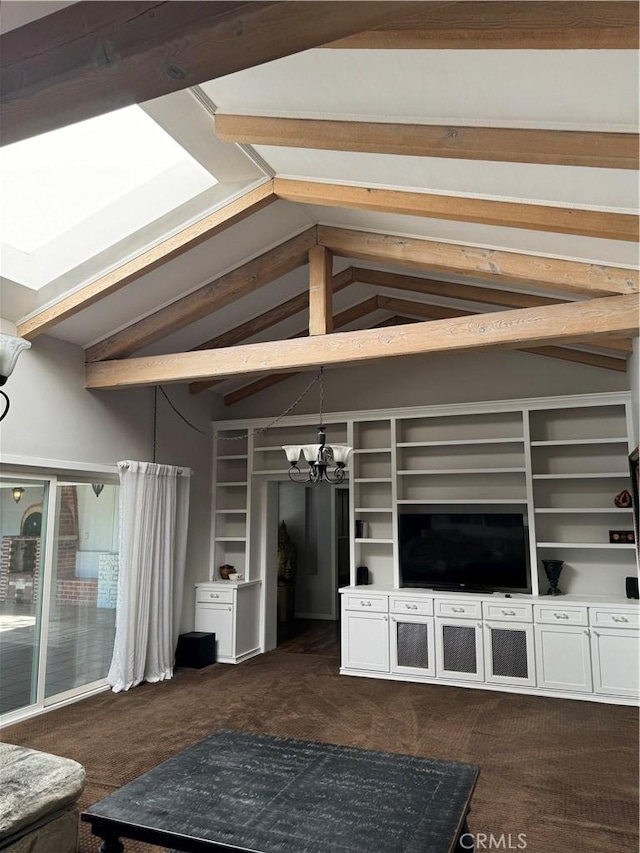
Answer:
(0, 105, 218, 289)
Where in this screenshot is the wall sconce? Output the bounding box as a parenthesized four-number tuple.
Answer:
(91, 484, 105, 498)
(12, 487, 25, 504)
(0, 333, 31, 423)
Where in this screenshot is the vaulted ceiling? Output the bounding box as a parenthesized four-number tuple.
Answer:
(1, 1, 638, 408)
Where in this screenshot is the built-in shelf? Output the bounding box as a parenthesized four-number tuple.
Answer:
(354, 508, 393, 513)
(214, 536, 247, 542)
(397, 499, 528, 505)
(535, 508, 633, 514)
(355, 538, 394, 544)
(217, 454, 248, 460)
(530, 438, 628, 447)
(354, 477, 392, 483)
(397, 437, 524, 448)
(398, 468, 526, 475)
(352, 448, 392, 454)
(215, 509, 247, 515)
(253, 446, 287, 453)
(252, 470, 290, 476)
(532, 473, 628, 480)
(216, 482, 247, 487)
(537, 542, 636, 550)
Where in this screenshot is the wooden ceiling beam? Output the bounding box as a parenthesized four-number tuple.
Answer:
(274, 178, 637, 241)
(1, 1, 422, 146)
(327, 2, 639, 50)
(319, 227, 639, 298)
(85, 227, 317, 362)
(309, 246, 334, 335)
(223, 297, 388, 406)
(188, 267, 354, 395)
(17, 182, 277, 341)
(216, 115, 639, 170)
(376, 295, 631, 354)
(85, 293, 640, 390)
(519, 345, 627, 372)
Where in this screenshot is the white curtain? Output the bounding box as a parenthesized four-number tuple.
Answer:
(107, 461, 190, 693)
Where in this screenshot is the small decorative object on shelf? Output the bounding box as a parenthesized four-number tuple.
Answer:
(355, 520, 369, 538)
(609, 530, 636, 544)
(542, 559, 564, 596)
(218, 564, 234, 580)
(614, 489, 632, 508)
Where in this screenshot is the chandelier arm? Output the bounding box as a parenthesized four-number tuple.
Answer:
(324, 466, 346, 485)
(287, 465, 312, 484)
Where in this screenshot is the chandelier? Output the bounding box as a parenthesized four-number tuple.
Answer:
(281, 368, 352, 484)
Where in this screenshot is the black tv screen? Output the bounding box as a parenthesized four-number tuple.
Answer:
(399, 512, 531, 594)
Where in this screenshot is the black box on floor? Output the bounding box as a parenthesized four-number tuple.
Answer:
(175, 632, 216, 668)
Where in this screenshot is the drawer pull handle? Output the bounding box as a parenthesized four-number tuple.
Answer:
(501, 610, 516, 617)
(612, 616, 629, 623)
(554, 613, 569, 620)
(452, 607, 465, 613)
(210, 593, 219, 599)
(405, 604, 418, 610)
(360, 601, 372, 607)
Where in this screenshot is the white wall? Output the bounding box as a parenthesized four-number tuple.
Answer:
(0, 333, 215, 632)
(219, 349, 630, 421)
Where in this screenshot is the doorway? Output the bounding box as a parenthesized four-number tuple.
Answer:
(271, 481, 345, 657)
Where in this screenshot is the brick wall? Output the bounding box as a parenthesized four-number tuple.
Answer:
(55, 578, 98, 605)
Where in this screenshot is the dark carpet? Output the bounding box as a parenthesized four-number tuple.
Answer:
(2, 643, 638, 853)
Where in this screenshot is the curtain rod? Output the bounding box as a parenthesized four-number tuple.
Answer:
(117, 462, 192, 477)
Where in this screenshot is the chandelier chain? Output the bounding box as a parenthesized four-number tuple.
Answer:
(217, 369, 323, 442)
(319, 366, 325, 426)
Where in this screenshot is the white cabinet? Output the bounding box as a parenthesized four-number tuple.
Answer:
(195, 582, 261, 664)
(435, 617, 485, 682)
(534, 623, 593, 693)
(342, 610, 389, 672)
(591, 627, 640, 698)
(388, 596, 435, 677)
(484, 621, 536, 687)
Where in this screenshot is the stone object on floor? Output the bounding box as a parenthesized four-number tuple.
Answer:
(0, 743, 85, 853)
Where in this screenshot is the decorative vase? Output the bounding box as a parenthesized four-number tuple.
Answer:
(542, 559, 564, 596)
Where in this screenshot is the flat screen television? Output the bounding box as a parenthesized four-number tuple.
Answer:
(399, 512, 531, 594)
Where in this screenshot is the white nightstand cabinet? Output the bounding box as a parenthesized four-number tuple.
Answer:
(341, 593, 390, 672)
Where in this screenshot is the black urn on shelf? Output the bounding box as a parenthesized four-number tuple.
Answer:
(542, 559, 564, 596)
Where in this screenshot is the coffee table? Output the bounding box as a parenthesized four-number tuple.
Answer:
(82, 730, 479, 852)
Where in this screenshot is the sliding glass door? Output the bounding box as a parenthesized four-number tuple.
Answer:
(0, 474, 119, 721)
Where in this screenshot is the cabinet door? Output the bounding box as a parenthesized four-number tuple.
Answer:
(390, 615, 435, 677)
(342, 611, 389, 672)
(591, 628, 640, 698)
(534, 624, 592, 693)
(435, 619, 484, 682)
(484, 622, 536, 687)
(195, 604, 234, 661)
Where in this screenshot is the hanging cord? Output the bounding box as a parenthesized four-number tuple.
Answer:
(217, 368, 324, 442)
(158, 385, 209, 437)
(153, 385, 158, 463)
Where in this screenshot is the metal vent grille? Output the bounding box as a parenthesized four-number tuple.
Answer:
(443, 625, 477, 673)
(397, 622, 429, 669)
(491, 628, 528, 679)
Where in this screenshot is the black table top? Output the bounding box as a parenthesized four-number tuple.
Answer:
(82, 730, 479, 853)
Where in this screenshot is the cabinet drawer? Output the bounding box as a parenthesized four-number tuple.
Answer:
(390, 596, 433, 616)
(344, 594, 388, 613)
(483, 602, 532, 623)
(436, 599, 482, 619)
(534, 604, 588, 626)
(590, 608, 640, 629)
(196, 587, 234, 604)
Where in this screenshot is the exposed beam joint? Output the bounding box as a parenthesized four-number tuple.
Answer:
(85, 294, 640, 390)
(188, 267, 354, 395)
(85, 227, 317, 362)
(216, 115, 639, 170)
(319, 227, 639, 298)
(274, 178, 637, 241)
